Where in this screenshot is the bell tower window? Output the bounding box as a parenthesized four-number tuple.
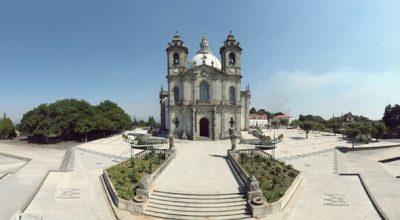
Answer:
(173, 87, 180, 104)
(173, 53, 180, 66)
(229, 86, 235, 104)
(229, 53, 235, 66)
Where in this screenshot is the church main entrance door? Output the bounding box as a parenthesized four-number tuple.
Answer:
(199, 118, 209, 137)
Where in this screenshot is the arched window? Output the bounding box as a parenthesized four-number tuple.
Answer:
(229, 86, 235, 104)
(229, 53, 235, 66)
(173, 87, 180, 104)
(173, 53, 179, 66)
(199, 81, 210, 101)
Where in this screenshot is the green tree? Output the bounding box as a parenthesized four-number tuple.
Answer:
(250, 107, 257, 114)
(328, 117, 342, 135)
(132, 116, 138, 127)
(72, 100, 96, 142)
(20, 99, 132, 143)
(299, 121, 314, 139)
(148, 116, 156, 127)
(0, 114, 16, 139)
(397, 126, 400, 137)
(97, 100, 132, 131)
(274, 112, 284, 116)
(345, 123, 361, 148)
(359, 123, 373, 143)
(371, 122, 386, 141)
(20, 104, 53, 143)
(314, 122, 326, 132)
(382, 104, 400, 133)
(290, 120, 300, 127)
(256, 109, 266, 115)
(280, 119, 289, 127)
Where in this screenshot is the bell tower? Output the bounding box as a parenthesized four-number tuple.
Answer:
(166, 31, 189, 76)
(220, 31, 242, 75)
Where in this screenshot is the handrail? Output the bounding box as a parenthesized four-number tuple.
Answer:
(135, 149, 166, 159)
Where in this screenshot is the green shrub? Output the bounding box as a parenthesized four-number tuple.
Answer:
(236, 150, 299, 202)
(106, 152, 165, 200)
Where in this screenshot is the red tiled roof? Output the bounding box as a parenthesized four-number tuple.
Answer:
(273, 114, 291, 119)
(249, 113, 268, 120)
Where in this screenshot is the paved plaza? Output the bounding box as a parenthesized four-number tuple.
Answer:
(0, 129, 399, 219)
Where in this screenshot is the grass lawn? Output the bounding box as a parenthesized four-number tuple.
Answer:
(106, 152, 165, 200)
(238, 152, 299, 202)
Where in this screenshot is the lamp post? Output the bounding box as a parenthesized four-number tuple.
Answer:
(229, 118, 236, 150)
(229, 117, 235, 128)
(172, 117, 179, 137)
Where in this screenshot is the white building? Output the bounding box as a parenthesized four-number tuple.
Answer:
(249, 114, 269, 127)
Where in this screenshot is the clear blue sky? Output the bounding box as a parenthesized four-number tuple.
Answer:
(1, 0, 399, 122)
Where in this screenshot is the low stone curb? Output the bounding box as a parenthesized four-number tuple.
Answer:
(227, 149, 303, 217)
(0, 152, 31, 176)
(59, 148, 73, 172)
(102, 149, 176, 215)
(337, 144, 400, 152)
(0, 151, 31, 162)
(249, 172, 303, 217)
(377, 156, 400, 163)
(16, 149, 71, 217)
(340, 173, 388, 220)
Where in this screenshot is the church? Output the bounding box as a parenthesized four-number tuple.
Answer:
(159, 32, 251, 140)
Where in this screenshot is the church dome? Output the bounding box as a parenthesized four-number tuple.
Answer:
(190, 35, 221, 70)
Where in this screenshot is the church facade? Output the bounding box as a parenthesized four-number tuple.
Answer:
(159, 32, 251, 140)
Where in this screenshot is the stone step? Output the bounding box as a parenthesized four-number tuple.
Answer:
(152, 191, 245, 200)
(150, 195, 246, 204)
(147, 202, 248, 212)
(148, 199, 248, 208)
(145, 207, 250, 217)
(144, 211, 253, 220)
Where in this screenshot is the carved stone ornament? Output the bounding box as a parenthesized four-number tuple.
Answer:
(133, 195, 147, 203)
(252, 197, 266, 206)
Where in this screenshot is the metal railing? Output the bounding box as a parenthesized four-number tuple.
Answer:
(236, 149, 272, 160)
(135, 149, 166, 159)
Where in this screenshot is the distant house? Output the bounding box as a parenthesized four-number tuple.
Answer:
(249, 114, 269, 127)
(343, 112, 354, 122)
(272, 114, 295, 126)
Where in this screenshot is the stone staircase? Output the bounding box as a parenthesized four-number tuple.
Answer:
(144, 190, 253, 219)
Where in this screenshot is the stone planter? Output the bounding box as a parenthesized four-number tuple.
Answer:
(102, 149, 176, 215)
(248, 172, 303, 217)
(227, 149, 303, 217)
(252, 196, 266, 206)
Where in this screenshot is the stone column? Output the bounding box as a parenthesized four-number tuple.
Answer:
(221, 79, 225, 103)
(221, 110, 225, 139)
(182, 109, 187, 139)
(192, 107, 197, 140)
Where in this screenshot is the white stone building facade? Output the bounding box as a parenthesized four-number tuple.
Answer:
(159, 32, 251, 140)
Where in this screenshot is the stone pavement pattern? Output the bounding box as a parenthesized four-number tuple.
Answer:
(22, 132, 167, 220)
(2, 129, 399, 220)
(0, 154, 28, 177)
(154, 139, 244, 194)
(0, 142, 65, 220)
(243, 129, 386, 219)
(340, 147, 400, 219)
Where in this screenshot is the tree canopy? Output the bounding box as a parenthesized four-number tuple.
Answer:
(0, 114, 16, 139)
(299, 121, 314, 139)
(20, 99, 132, 143)
(382, 104, 400, 133)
